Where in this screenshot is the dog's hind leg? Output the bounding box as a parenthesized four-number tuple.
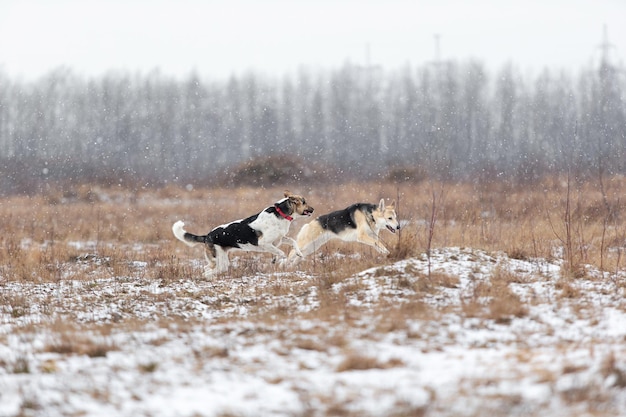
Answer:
(201, 248, 218, 278)
(213, 248, 230, 274)
(287, 246, 302, 264)
(286, 234, 333, 267)
(293, 222, 332, 259)
(301, 232, 334, 257)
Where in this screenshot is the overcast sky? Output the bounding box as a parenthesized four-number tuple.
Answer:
(1, 0, 624, 80)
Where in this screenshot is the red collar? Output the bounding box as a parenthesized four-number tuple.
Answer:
(274, 204, 293, 221)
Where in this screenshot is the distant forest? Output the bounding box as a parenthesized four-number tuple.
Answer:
(0, 55, 624, 194)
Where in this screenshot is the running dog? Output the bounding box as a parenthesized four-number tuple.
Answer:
(173, 191, 313, 275)
(288, 199, 399, 263)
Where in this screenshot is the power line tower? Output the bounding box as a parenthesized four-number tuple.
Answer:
(594, 25, 625, 175)
(598, 24, 616, 71)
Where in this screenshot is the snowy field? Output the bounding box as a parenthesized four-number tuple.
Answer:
(1, 246, 625, 417)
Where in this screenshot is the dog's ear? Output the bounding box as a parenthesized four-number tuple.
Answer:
(284, 190, 293, 198)
(378, 198, 385, 211)
(388, 199, 396, 209)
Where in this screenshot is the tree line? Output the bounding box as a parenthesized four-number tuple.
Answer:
(0, 56, 624, 194)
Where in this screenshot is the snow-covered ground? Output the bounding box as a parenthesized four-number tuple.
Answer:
(1, 247, 625, 417)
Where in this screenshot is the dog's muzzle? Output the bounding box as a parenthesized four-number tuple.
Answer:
(304, 208, 314, 216)
(387, 224, 399, 233)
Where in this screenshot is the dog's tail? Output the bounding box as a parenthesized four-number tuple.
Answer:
(172, 220, 209, 248)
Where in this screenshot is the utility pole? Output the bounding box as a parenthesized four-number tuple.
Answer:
(598, 24, 615, 68)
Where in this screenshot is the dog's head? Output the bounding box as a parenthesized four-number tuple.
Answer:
(374, 198, 400, 234)
(282, 190, 314, 217)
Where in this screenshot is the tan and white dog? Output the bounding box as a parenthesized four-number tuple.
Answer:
(173, 191, 313, 276)
(288, 199, 399, 263)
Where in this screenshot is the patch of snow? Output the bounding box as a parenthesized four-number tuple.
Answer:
(1, 247, 625, 416)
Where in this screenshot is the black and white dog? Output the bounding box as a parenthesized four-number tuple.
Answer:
(173, 191, 313, 276)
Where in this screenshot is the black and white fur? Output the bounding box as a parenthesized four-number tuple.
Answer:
(288, 199, 399, 264)
(173, 191, 313, 276)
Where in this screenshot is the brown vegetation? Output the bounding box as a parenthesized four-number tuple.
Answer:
(2, 176, 625, 332)
(1, 177, 626, 416)
(2, 176, 626, 285)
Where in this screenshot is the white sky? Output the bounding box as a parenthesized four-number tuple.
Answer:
(0, 0, 624, 80)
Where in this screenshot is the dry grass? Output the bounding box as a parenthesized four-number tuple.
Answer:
(2, 178, 625, 310)
(1, 177, 626, 416)
(336, 351, 405, 372)
(2, 178, 625, 272)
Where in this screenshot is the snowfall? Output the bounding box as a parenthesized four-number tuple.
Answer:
(1, 247, 625, 417)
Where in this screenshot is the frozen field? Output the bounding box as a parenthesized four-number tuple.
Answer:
(1, 246, 625, 417)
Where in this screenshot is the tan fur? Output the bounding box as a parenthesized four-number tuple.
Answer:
(283, 191, 312, 220)
(289, 199, 399, 264)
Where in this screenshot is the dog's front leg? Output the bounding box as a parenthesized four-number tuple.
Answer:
(357, 231, 390, 255)
(371, 240, 390, 255)
(260, 244, 287, 260)
(281, 236, 303, 258)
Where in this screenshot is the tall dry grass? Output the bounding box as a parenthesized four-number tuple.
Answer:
(2, 178, 625, 417)
(1, 178, 625, 284)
